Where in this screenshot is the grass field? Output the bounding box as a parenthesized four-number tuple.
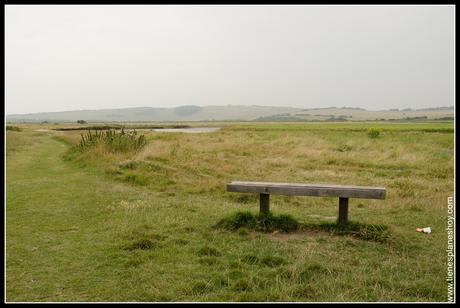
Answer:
(6, 122, 454, 302)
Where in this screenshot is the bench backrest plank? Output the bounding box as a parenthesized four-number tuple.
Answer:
(227, 181, 386, 199)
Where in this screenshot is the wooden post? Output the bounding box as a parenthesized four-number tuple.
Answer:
(260, 193, 270, 214)
(338, 197, 349, 224)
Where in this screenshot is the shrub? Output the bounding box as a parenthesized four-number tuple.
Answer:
(77, 120, 87, 124)
(75, 129, 146, 153)
(6, 126, 22, 132)
(367, 128, 381, 139)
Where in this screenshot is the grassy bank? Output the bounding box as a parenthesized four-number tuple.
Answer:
(6, 122, 454, 302)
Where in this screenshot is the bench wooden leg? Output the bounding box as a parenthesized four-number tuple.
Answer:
(260, 193, 270, 214)
(338, 197, 349, 224)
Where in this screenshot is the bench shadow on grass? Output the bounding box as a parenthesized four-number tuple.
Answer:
(214, 211, 390, 243)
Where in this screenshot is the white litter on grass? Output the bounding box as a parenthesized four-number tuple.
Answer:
(416, 227, 431, 234)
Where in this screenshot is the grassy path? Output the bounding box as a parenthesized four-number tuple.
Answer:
(6, 133, 147, 301)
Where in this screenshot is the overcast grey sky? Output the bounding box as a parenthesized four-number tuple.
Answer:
(5, 5, 455, 114)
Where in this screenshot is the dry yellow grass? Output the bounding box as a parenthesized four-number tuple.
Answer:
(54, 124, 454, 216)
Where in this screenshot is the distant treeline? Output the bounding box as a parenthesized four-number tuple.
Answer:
(6, 126, 22, 132)
(300, 106, 453, 112)
(254, 114, 454, 123)
(382, 116, 454, 122)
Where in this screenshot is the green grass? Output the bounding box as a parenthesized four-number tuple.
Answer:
(229, 122, 454, 133)
(6, 122, 454, 302)
(303, 221, 391, 242)
(215, 211, 300, 233)
(215, 211, 390, 242)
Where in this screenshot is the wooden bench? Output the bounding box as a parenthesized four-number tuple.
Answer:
(226, 181, 386, 224)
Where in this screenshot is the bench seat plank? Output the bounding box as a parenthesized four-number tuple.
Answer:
(227, 181, 386, 200)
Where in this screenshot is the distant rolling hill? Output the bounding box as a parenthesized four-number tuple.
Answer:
(6, 105, 454, 123)
(6, 105, 302, 123)
(269, 106, 454, 122)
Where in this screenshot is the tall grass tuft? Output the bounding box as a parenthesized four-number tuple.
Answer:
(76, 128, 146, 153)
(367, 128, 381, 139)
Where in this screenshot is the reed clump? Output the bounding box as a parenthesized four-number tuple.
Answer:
(76, 128, 146, 153)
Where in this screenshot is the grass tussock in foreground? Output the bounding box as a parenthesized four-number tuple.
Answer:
(76, 129, 146, 153)
(215, 211, 390, 242)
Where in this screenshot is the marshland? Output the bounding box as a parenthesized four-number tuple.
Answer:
(6, 121, 454, 302)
